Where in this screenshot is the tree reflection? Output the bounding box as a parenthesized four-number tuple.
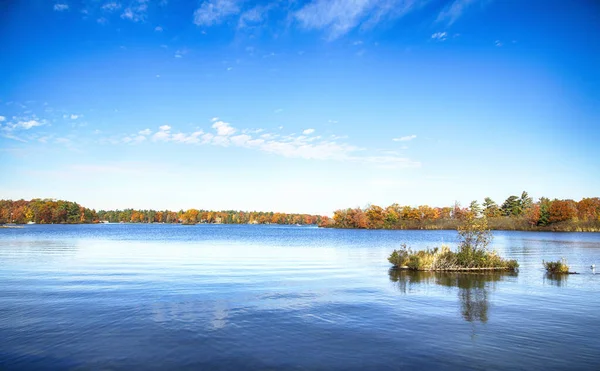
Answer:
(544, 273, 568, 287)
(389, 269, 516, 323)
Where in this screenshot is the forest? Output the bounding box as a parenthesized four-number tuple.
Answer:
(321, 192, 600, 232)
(2, 193, 599, 231)
(0, 198, 323, 225)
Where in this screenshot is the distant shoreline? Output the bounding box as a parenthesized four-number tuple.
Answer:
(320, 219, 600, 233)
(1, 222, 598, 233)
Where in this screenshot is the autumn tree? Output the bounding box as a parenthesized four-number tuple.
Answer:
(577, 198, 600, 221)
(365, 205, 384, 229)
(549, 199, 577, 223)
(482, 197, 501, 218)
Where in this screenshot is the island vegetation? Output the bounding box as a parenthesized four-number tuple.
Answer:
(0, 198, 324, 226)
(321, 192, 600, 232)
(388, 215, 519, 272)
(543, 259, 573, 274)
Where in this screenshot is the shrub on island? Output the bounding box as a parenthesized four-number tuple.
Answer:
(388, 215, 519, 272)
(543, 259, 570, 274)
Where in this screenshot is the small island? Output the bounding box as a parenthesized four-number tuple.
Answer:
(544, 259, 578, 275)
(388, 215, 519, 272)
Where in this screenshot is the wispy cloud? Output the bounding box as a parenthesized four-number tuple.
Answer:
(115, 119, 420, 168)
(121, 0, 148, 22)
(431, 31, 447, 41)
(101, 2, 121, 12)
(53, 3, 69, 12)
(295, 0, 422, 40)
(155, 26, 163, 32)
(393, 134, 417, 142)
(174, 49, 189, 58)
(193, 0, 241, 27)
(0, 116, 46, 142)
(238, 5, 271, 28)
(437, 0, 489, 25)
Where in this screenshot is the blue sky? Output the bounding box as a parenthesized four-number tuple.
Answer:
(1, 0, 599, 215)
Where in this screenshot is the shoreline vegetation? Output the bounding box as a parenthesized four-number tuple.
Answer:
(0, 199, 324, 226)
(1, 192, 599, 232)
(388, 216, 519, 272)
(320, 192, 600, 232)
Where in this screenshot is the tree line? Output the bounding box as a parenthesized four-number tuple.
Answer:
(0, 198, 323, 225)
(321, 192, 600, 232)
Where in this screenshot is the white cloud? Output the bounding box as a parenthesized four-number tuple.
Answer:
(393, 134, 417, 142)
(174, 49, 188, 58)
(97, 17, 108, 24)
(121, 0, 148, 22)
(230, 134, 252, 146)
(139, 128, 152, 135)
(193, 0, 241, 27)
(152, 125, 171, 141)
(238, 5, 269, 28)
(153, 132, 170, 141)
(101, 2, 121, 11)
(437, 0, 484, 26)
(201, 133, 215, 143)
(0, 116, 5, 122)
(302, 128, 315, 135)
(171, 131, 204, 144)
(155, 26, 163, 32)
(70, 114, 79, 119)
(295, 0, 420, 40)
(495, 40, 503, 47)
(431, 31, 447, 41)
(117, 120, 420, 168)
(212, 120, 236, 136)
(211, 117, 219, 122)
(18, 120, 44, 130)
(54, 3, 69, 11)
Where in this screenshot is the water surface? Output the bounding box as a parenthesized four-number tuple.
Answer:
(1, 224, 599, 370)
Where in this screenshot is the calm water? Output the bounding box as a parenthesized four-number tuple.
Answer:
(1, 224, 599, 370)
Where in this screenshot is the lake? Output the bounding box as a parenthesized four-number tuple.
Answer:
(1, 224, 599, 370)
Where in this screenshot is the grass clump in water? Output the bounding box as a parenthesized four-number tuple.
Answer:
(388, 215, 519, 272)
(543, 258, 570, 274)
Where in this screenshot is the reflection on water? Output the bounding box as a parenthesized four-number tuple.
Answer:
(389, 269, 517, 323)
(544, 273, 569, 287)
